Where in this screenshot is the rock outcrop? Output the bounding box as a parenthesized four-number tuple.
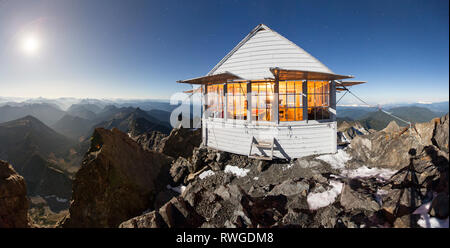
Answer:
(348, 114, 449, 170)
(158, 127, 201, 159)
(337, 121, 371, 144)
(63, 128, 174, 227)
(0, 160, 29, 228)
(119, 115, 449, 228)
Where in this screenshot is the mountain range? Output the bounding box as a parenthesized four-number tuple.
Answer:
(337, 104, 448, 130)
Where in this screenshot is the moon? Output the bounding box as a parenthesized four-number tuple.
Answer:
(20, 34, 41, 56)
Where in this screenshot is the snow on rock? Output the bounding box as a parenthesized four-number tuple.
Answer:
(414, 199, 449, 228)
(166, 184, 186, 194)
(316, 149, 351, 169)
(224, 165, 250, 178)
(199, 170, 215, 179)
(342, 166, 396, 180)
(283, 163, 294, 171)
(307, 180, 343, 210)
(417, 215, 449, 228)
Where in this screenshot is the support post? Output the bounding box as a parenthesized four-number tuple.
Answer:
(247, 81, 252, 124)
(303, 80, 308, 121)
(330, 80, 337, 121)
(273, 79, 279, 124)
(202, 85, 208, 146)
(224, 82, 228, 122)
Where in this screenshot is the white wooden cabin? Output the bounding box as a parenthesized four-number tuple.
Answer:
(178, 24, 365, 160)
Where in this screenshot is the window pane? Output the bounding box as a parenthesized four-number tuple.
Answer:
(287, 95, 295, 107)
(295, 108, 303, 121)
(287, 108, 295, 121)
(287, 82, 295, 94)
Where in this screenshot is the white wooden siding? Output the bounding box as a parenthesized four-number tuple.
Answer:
(208, 25, 333, 80)
(203, 119, 337, 159)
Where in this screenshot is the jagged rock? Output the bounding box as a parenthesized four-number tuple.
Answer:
(268, 179, 309, 197)
(382, 121, 401, 133)
(119, 211, 167, 228)
(339, 182, 380, 212)
(381, 186, 423, 219)
(312, 204, 341, 228)
(430, 193, 449, 219)
(337, 121, 371, 144)
(216, 151, 229, 163)
(209, 161, 224, 171)
(414, 121, 435, 146)
(257, 160, 270, 172)
(281, 209, 311, 227)
(433, 114, 449, 153)
(170, 157, 190, 185)
(0, 160, 29, 228)
(159, 127, 201, 158)
(348, 128, 422, 169)
(132, 131, 167, 152)
(393, 214, 419, 228)
(63, 128, 173, 228)
(158, 197, 204, 228)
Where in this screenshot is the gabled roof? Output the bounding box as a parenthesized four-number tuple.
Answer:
(207, 24, 333, 80)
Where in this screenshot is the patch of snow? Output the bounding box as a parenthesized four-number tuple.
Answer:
(224, 165, 250, 178)
(56, 197, 68, 203)
(342, 166, 396, 180)
(341, 133, 350, 143)
(417, 215, 449, 228)
(43, 195, 68, 203)
(253, 177, 259, 180)
(199, 170, 215, 179)
(307, 180, 343, 210)
(283, 163, 294, 171)
(413, 201, 432, 215)
(166, 184, 186, 194)
(414, 198, 449, 228)
(316, 149, 351, 169)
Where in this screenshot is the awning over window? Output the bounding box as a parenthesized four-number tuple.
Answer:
(336, 81, 367, 91)
(183, 87, 203, 94)
(177, 72, 242, 85)
(270, 68, 354, 81)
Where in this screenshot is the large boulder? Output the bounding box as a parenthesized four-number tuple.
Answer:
(63, 128, 173, 228)
(349, 114, 449, 170)
(131, 130, 167, 152)
(0, 160, 29, 228)
(339, 181, 380, 212)
(158, 127, 201, 158)
(433, 114, 449, 153)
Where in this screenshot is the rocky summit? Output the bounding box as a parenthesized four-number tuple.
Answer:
(119, 114, 449, 228)
(62, 128, 174, 228)
(24, 113, 446, 228)
(0, 160, 29, 228)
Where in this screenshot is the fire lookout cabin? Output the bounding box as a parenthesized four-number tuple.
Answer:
(178, 24, 365, 160)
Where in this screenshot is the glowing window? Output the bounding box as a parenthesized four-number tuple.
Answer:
(227, 83, 247, 120)
(251, 82, 274, 121)
(279, 81, 304, 121)
(307, 81, 330, 120)
(206, 84, 224, 118)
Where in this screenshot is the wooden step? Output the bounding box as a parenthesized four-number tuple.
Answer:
(254, 142, 273, 149)
(249, 154, 273, 160)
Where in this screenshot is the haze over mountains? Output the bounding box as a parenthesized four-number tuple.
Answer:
(337, 101, 448, 130)
(0, 97, 447, 226)
(0, 98, 178, 220)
